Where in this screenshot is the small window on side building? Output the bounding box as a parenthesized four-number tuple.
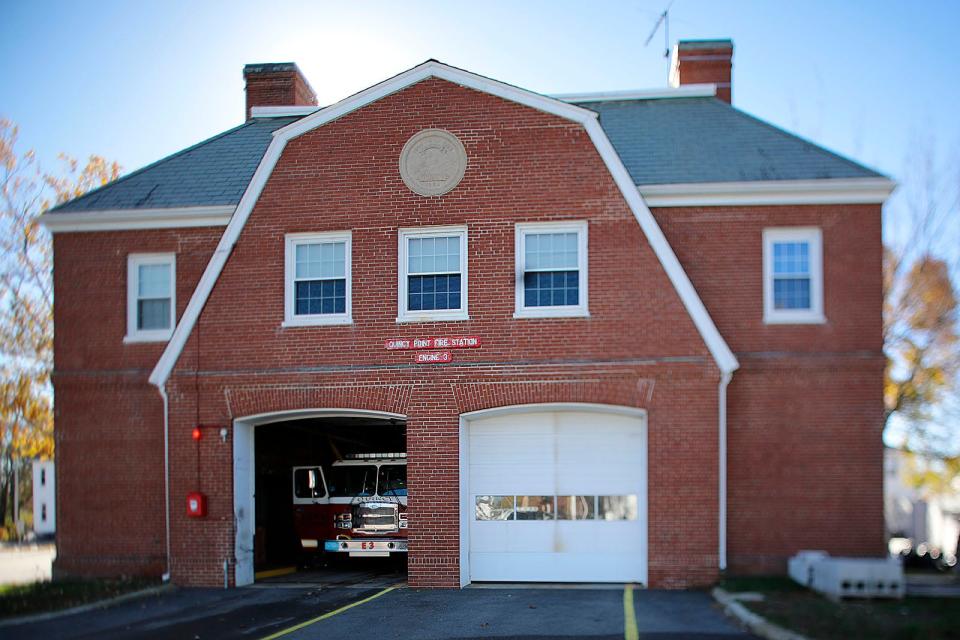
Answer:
(126, 253, 176, 342)
(763, 228, 824, 324)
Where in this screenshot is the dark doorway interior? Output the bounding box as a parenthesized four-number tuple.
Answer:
(253, 416, 406, 573)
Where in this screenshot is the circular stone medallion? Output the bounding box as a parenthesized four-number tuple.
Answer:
(399, 129, 467, 196)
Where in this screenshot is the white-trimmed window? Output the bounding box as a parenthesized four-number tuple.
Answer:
(515, 221, 588, 318)
(284, 232, 352, 326)
(763, 227, 824, 324)
(398, 226, 468, 322)
(126, 253, 176, 342)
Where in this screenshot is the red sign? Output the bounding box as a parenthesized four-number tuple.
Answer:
(415, 351, 452, 364)
(385, 336, 481, 350)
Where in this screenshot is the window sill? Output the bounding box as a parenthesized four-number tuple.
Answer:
(763, 313, 826, 325)
(123, 332, 172, 344)
(282, 316, 353, 328)
(396, 312, 469, 323)
(514, 307, 590, 319)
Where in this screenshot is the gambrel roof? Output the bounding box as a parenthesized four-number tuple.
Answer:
(49, 79, 883, 214)
(139, 60, 742, 384)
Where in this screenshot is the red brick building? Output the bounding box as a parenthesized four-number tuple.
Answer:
(41, 40, 893, 588)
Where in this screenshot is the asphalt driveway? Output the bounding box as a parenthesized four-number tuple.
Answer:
(2, 583, 754, 640)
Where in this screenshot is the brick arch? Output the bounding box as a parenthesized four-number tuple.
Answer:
(453, 377, 655, 415)
(224, 383, 413, 420)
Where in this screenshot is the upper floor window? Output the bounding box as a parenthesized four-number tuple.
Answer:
(514, 221, 588, 318)
(398, 226, 468, 322)
(284, 232, 352, 326)
(126, 253, 176, 342)
(763, 227, 824, 324)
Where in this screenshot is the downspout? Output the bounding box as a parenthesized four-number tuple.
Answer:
(158, 383, 172, 583)
(718, 370, 733, 572)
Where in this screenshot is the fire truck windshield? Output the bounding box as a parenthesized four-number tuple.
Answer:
(326, 465, 377, 497)
(377, 464, 407, 496)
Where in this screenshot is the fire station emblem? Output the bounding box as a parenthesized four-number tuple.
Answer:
(399, 129, 467, 196)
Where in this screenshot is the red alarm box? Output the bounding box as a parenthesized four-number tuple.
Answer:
(186, 492, 207, 517)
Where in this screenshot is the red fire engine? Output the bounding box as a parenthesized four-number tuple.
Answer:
(292, 453, 408, 558)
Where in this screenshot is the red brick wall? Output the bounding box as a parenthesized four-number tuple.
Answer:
(51, 76, 884, 589)
(652, 204, 886, 573)
(156, 77, 720, 588)
(52, 228, 220, 579)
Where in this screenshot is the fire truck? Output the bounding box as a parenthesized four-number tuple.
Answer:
(292, 453, 408, 559)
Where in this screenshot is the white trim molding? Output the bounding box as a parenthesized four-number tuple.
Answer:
(552, 84, 717, 103)
(149, 59, 739, 388)
(125, 252, 176, 343)
(38, 205, 234, 233)
(639, 178, 895, 207)
(762, 227, 825, 325)
(514, 220, 589, 319)
(283, 231, 353, 327)
(250, 105, 320, 118)
(397, 225, 469, 323)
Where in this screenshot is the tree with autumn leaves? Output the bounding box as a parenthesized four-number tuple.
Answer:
(0, 119, 119, 537)
(882, 143, 960, 521)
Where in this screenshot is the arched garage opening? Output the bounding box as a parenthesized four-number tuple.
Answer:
(234, 409, 407, 587)
(459, 403, 648, 586)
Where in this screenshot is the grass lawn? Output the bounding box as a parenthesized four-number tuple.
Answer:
(720, 576, 960, 640)
(0, 578, 159, 619)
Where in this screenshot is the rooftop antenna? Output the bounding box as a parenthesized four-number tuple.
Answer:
(644, 1, 674, 58)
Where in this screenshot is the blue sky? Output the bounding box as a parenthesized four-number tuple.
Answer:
(2, 0, 958, 185)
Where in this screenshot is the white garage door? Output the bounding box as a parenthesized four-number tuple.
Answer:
(467, 408, 647, 583)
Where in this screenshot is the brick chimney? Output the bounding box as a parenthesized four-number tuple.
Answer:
(669, 40, 734, 103)
(243, 62, 318, 119)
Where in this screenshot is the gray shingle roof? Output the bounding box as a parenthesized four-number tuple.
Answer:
(575, 96, 882, 184)
(52, 96, 882, 214)
(51, 116, 300, 212)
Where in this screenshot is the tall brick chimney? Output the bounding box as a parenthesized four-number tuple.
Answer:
(669, 40, 733, 103)
(243, 62, 318, 119)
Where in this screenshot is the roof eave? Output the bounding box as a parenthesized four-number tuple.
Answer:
(639, 177, 896, 207)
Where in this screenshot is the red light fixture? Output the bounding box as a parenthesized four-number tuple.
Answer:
(192, 427, 202, 441)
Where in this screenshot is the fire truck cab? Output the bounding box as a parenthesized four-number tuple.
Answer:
(292, 453, 408, 558)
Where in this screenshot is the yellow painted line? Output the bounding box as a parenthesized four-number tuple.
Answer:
(259, 584, 401, 640)
(254, 566, 297, 580)
(623, 584, 639, 640)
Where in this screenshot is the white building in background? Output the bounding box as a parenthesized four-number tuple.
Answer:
(885, 447, 960, 559)
(32, 460, 55, 536)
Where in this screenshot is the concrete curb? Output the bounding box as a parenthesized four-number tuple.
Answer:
(0, 583, 174, 628)
(712, 587, 810, 640)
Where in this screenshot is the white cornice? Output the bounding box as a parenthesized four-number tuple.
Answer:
(38, 205, 234, 233)
(639, 178, 895, 207)
(552, 84, 717, 103)
(250, 105, 320, 118)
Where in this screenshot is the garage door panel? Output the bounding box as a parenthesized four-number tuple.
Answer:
(557, 521, 644, 552)
(467, 408, 646, 583)
(470, 552, 645, 583)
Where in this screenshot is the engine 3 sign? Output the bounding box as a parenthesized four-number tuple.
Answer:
(385, 336, 481, 350)
(415, 351, 452, 364)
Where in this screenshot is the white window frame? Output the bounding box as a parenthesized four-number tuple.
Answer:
(397, 225, 469, 323)
(762, 227, 825, 324)
(125, 253, 176, 343)
(283, 231, 353, 327)
(514, 221, 589, 319)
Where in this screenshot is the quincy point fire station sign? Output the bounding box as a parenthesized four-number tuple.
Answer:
(386, 335, 481, 364)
